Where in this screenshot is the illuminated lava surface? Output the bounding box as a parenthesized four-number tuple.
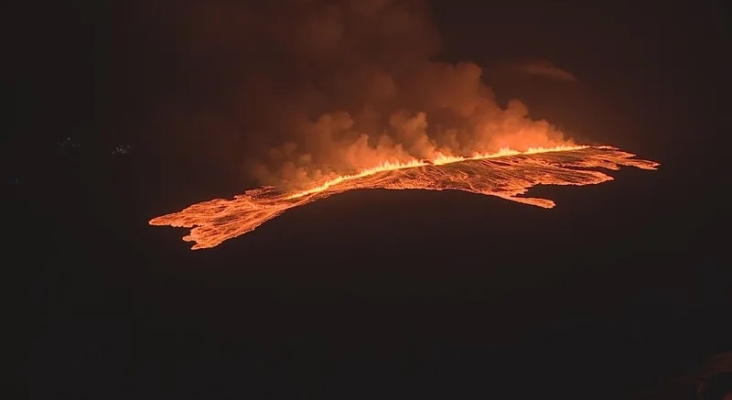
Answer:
(150, 145, 658, 249)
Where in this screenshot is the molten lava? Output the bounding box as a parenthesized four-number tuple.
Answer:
(150, 145, 658, 249)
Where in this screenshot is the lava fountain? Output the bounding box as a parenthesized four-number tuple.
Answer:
(149, 145, 658, 249)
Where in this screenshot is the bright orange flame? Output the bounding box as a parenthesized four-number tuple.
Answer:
(150, 145, 658, 249)
(287, 145, 587, 199)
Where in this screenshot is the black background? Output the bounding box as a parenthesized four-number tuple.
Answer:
(11, 0, 730, 398)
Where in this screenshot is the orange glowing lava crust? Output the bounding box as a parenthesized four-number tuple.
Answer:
(149, 145, 658, 249)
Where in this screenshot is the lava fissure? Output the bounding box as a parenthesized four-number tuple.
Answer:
(150, 145, 659, 250)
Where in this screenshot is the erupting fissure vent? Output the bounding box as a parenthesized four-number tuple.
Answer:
(150, 145, 658, 250)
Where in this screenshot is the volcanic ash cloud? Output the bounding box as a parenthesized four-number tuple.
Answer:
(154, 0, 573, 188)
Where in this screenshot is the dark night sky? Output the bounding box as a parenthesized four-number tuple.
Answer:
(11, 0, 731, 399)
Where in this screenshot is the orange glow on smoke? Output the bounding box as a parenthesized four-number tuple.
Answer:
(149, 145, 658, 249)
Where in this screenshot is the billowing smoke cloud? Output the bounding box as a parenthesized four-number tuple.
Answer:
(144, 0, 571, 188)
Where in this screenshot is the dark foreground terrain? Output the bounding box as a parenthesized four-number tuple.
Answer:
(18, 144, 730, 399)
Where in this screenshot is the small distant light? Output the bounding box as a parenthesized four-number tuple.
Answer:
(58, 137, 81, 154)
(112, 144, 131, 155)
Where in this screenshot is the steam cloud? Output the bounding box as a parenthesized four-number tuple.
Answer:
(149, 0, 573, 188)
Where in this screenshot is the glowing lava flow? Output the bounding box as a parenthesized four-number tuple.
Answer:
(149, 145, 658, 249)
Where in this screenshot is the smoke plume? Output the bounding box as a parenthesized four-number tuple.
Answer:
(146, 0, 572, 188)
